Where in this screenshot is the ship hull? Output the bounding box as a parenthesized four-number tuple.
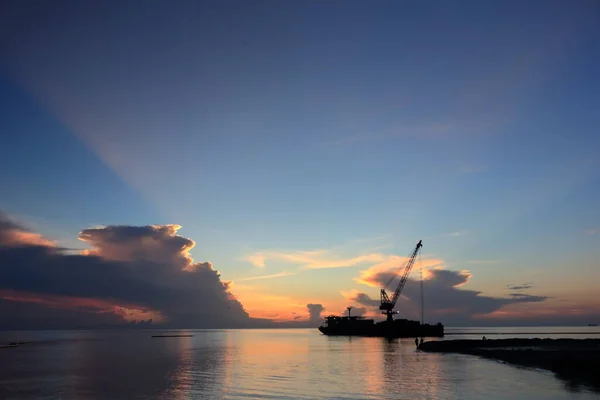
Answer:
(318, 319, 444, 338)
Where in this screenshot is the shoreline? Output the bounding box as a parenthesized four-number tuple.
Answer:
(445, 331, 598, 336)
(420, 338, 600, 392)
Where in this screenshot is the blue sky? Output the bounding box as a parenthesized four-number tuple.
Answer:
(1, 0, 599, 325)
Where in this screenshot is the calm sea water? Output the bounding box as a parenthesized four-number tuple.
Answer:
(1, 327, 599, 399)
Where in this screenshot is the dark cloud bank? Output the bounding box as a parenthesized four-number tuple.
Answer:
(0, 212, 322, 330)
(349, 268, 598, 326)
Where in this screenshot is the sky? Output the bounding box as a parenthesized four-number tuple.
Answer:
(1, 0, 599, 329)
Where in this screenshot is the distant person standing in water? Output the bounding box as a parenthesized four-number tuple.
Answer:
(420, 338, 424, 347)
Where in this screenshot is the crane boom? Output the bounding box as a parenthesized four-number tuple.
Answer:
(379, 240, 422, 322)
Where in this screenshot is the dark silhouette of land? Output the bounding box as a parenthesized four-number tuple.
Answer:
(151, 335, 193, 338)
(420, 339, 600, 391)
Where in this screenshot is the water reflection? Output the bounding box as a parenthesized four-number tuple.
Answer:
(162, 334, 193, 400)
(378, 338, 444, 399)
(0, 330, 229, 400)
(159, 331, 229, 399)
(1, 329, 598, 400)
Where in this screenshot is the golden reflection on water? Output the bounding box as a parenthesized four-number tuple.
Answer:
(168, 333, 193, 400)
(220, 329, 314, 398)
(363, 337, 446, 399)
(3, 329, 594, 400)
(214, 330, 450, 399)
(221, 329, 238, 398)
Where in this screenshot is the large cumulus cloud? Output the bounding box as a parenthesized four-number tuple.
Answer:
(348, 267, 549, 325)
(0, 212, 249, 329)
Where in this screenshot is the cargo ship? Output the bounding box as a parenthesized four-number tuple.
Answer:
(318, 240, 445, 338)
(318, 312, 444, 338)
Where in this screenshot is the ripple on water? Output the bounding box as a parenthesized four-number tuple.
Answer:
(1, 329, 599, 400)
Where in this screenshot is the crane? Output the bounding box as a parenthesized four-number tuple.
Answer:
(379, 240, 423, 322)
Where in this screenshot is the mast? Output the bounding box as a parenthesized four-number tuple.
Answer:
(420, 259, 424, 325)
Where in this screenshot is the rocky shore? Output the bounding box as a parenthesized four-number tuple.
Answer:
(420, 338, 600, 391)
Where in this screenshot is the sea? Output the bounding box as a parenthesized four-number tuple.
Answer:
(1, 327, 599, 400)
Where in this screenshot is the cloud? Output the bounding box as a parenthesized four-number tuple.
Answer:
(243, 249, 387, 270)
(0, 297, 132, 330)
(349, 306, 367, 317)
(0, 212, 250, 329)
(307, 303, 325, 324)
(344, 292, 377, 307)
(0, 213, 56, 247)
(585, 228, 598, 236)
(236, 271, 295, 282)
(347, 265, 548, 325)
(242, 238, 420, 275)
(0, 288, 159, 323)
(355, 256, 445, 287)
(509, 293, 547, 302)
(507, 283, 533, 290)
(243, 252, 266, 268)
(78, 224, 195, 266)
(448, 230, 468, 237)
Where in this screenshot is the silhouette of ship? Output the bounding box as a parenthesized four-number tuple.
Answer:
(318, 313, 444, 338)
(318, 240, 444, 338)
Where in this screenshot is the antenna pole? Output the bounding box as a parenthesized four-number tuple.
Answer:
(420, 253, 424, 325)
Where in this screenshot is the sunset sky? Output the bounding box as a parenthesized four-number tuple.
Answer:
(1, 0, 599, 328)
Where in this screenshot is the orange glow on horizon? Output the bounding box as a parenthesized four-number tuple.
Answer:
(0, 289, 164, 323)
(229, 282, 353, 322)
(475, 303, 600, 321)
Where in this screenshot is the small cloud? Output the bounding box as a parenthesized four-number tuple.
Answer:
(237, 271, 295, 282)
(584, 228, 598, 236)
(507, 283, 533, 291)
(307, 303, 325, 325)
(509, 293, 548, 302)
(448, 231, 468, 237)
(244, 252, 266, 268)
